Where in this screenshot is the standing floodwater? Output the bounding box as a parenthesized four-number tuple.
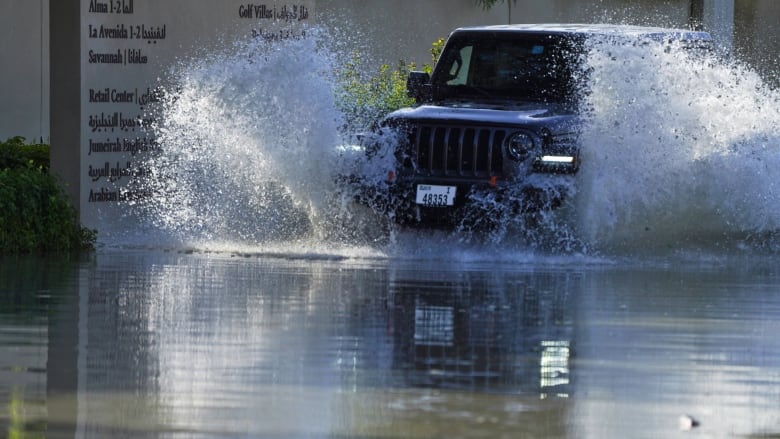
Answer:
(0, 26, 780, 439)
(4, 26, 778, 439)
(3, 251, 780, 438)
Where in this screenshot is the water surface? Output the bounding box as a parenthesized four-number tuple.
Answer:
(3, 250, 780, 438)
(6, 25, 780, 439)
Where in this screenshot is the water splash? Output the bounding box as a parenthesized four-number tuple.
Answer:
(574, 38, 780, 253)
(134, 31, 364, 246)
(132, 31, 780, 257)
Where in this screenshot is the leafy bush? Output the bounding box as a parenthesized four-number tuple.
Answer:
(0, 136, 49, 170)
(335, 38, 445, 133)
(475, 0, 515, 9)
(0, 137, 96, 253)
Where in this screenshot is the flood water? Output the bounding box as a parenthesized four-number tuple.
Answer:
(2, 249, 780, 438)
(6, 26, 780, 439)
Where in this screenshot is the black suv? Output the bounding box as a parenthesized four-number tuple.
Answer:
(348, 24, 712, 229)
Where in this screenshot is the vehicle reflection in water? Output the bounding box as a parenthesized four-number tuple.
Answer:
(2, 251, 780, 438)
(38, 253, 581, 438)
(388, 270, 575, 399)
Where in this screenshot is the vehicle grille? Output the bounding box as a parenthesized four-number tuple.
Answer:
(403, 125, 506, 177)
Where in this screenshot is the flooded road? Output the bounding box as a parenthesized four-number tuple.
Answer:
(2, 249, 780, 438)
(5, 17, 779, 438)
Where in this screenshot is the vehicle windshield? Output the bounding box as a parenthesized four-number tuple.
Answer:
(430, 33, 582, 105)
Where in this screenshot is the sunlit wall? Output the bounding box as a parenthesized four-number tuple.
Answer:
(1, 0, 779, 141)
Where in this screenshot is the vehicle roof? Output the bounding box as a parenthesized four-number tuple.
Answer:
(450, 23, 712, 41)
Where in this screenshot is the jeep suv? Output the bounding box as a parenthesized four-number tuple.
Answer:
(348, 24, 712, 228)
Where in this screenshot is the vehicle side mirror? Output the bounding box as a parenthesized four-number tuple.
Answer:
(406, 71, 431, 102)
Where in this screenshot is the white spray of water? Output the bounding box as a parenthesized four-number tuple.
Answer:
(574, 39, 780, 253)
(135, 31, 780, 257)
(138, 32, 357, 247)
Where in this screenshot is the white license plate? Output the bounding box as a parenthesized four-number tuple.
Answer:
(415, 185, 456, 207)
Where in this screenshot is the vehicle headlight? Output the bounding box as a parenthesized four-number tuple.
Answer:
(506, 132, 535, 161)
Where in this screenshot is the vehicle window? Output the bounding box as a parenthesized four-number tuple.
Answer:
(432, 34, 581, 104)
(484, 43, 554, 87)
(446, 46, 472, 86)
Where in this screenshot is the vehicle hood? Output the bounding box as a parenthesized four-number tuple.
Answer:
(383, 102, 577, 132)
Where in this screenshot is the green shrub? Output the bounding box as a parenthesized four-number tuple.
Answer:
(0, 137, 96, 253)
(0, 136, 49, 170)
(335, 38, 445, 133)
(475, 0, 515, 10)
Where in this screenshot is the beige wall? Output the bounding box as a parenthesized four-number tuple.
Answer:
(735, 0, 780, 87)
(1, 1, 779, 143)
(316, 0, 694, 67)
(0, 0, 49, 142)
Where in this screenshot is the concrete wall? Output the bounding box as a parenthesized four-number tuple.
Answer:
(705, 0, 735, 52)
(51, 0, 316, 227)
(317, 0, 695, 68)
(735, 0, 780, 87)
(1, 0, 778, 145)
(0, 0, 49, 142)
(49, 0, 80, 213)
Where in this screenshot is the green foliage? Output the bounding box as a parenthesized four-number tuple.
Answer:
(335, 56, 416, 132)
(335, 38, 446, 132)
(430, 38, 445, 66)
(475, 0, 515, 10)
(0, 136, 49, 170)
(0, 137, 96, 253)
